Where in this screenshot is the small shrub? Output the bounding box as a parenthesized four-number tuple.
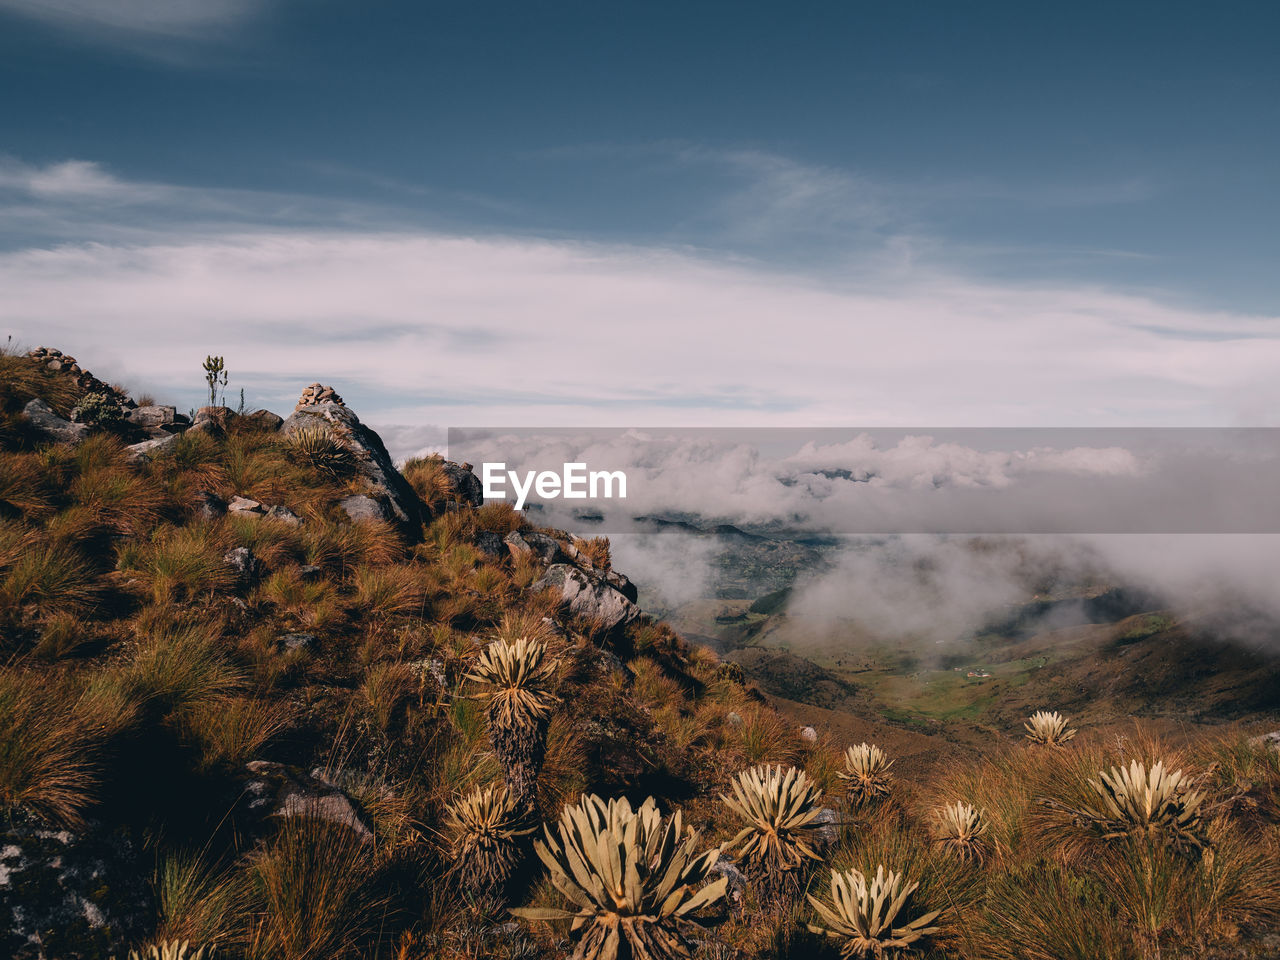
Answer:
(70, 390, 125, 425)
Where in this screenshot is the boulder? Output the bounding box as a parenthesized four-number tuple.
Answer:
(223, 546, 262, 586)
(22, 399, 89, 444)
(439, 460, 483, 507)
(604, 569, 639, 603)
(241, 761, 373, 844)
(281, 401, 424, 531)
(264, 505, 302, 525)
(125, 433, 180, 462)
(0, 816, 152, 960)
(191, 406, 234, 433)
(339, 494, 389, 524)
(534, 563, 641, 631)
(812, 807, 840, 852)
(278, 632, 317, 653)
(243, 409, 284, 432)
(505, 530, 568, 565)
(193, 491, 227, 520)
(474, 530, 506, 558)
(710, 856, 748, 911)
(227, 496, 265, 515)
(126, 405, 176, 429)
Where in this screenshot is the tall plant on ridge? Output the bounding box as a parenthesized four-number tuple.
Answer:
(466, 635, 559, 812)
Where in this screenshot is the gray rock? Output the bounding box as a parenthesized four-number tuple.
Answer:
(799, 726, 819, 744)
(534, 563, 641, 631)
(604, 569, 639, 603)
(279, 632, 317, 653)
(125, 433, 180, 462)
(339, 494, 389, 524)
(281, 402, 424, 530)
(1250, 730, 1280, 752)
(223, 546, 262, 586)
(812, 807, 840, 852)
(264, 504, 302, 525)
(505, 530, 568, 565)
(242, 761, 373, 844)
(0, 817, 152, 960)
(22, 399, 89, 444)
(194, 491, 227, 520)
(190, 406, 235, 435)
(710, 856, 748, 910)
(227, 495, 265, 515)
(474, 530, 506, 558)
(243, 409, 284, 431)
(299, 564, 323, 580)
(439, 460, 484, 507)
(126, 404, 176, 429)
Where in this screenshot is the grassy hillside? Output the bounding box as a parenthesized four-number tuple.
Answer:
(2, 347, 1279, 960)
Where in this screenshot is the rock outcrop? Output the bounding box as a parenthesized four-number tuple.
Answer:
(241, 761, 374, 844)
(22, 399, 89, 445)
(534, 563, 642, 632)
(281, 387, 424, 531)
(26, 348, 133, 410)
(0, 816, 152, 960)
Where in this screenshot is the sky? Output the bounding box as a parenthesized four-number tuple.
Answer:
(2, 0, 1278, 440)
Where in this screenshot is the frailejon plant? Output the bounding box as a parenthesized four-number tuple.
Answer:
(115, 941, 216, 960)
(1024, 710, 1077, 747)
(933, 801, 988, 863)
(466, 636, 559, 810)
(722, 764, 825, 900)
(511, 794, 727, 960)
(807, 866, 942, 958)
(1087, 760, 1206, 849)
(445, 782, 535, 896)
(837, 743, 895, 806)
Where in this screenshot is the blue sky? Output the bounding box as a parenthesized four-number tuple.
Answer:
(1, 1, 1278, 438)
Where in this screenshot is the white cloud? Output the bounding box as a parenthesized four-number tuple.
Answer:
(0, 0, 266, 37)
(3, 229, 1279, 432)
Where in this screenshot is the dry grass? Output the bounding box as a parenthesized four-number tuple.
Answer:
(246, 815, 382, 960)
(182, 695, 288, 770)
(0, 671, 108, 827)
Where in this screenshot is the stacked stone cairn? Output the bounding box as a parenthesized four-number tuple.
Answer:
(297, 383, 345, 408)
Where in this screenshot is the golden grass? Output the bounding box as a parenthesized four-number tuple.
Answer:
(246, 815, 381, 960)
(0, 671, 119, 827)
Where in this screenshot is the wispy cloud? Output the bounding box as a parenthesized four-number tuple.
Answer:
(0, 0, 269, 37)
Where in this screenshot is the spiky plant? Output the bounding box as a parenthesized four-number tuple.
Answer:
(466, 636, 559, 811)
(117, 941, 216, 960)
(1024, 710, 1077, 747)
(807, 866, 942, 959)
(837, 743, 894, 806)
(932, 801, 988, 863)
(283, 425, 353, 476)
(445, 782, 535, 897)
(722, 764, 826, 900)
(1084, 759, 1206, 849)
(511, 794, 727, 960)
